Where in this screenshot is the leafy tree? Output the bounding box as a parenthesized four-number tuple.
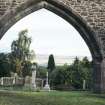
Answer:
(11, 29, 35, 77)
(80, 57, 93, 89)
(22, 61, 32, 77)
(0, 53, 11, 77)
(69, 57, 92, 89)
(71, 57, 83, 88)
(11, 29, 32, 61)
(0, 30, 36, 77)
(51, 65, 68, 86)
(50, 56, 92, 90)
(37, 66, 47, 79)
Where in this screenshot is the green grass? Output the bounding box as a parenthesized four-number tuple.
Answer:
(0, 91, 105, 105)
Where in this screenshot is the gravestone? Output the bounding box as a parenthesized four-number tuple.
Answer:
(24, 76, 31, 88)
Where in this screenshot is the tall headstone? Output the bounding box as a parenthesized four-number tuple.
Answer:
(83, 80, 86, 90)
(13, 73, 17, 85)
(31, 69, 36, 89)
(1, 77, 3, 85)
(25, 76, 31, 87)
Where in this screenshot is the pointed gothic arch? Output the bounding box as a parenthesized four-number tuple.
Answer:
(0, 0, 104, 93)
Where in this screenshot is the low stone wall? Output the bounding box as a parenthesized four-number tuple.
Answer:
(0, 76, 44, 88)
(0, 77, 24, 86)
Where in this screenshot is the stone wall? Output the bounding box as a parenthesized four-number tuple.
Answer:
(0, 0, 104, 29)
(0, 0, 105, 55)
(60, 0, 105, 56)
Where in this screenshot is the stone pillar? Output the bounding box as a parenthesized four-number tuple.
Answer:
(31, 70, 36, 89)
(83, 80, 86, 90)
(93, 60, 101, 93)
(1, 77, 3, 86)
(43, 72, 50, 91)
(100, 58, 105, 93)
(41, 80, 44, 89)
(13, 73, 17, 85)
(93, 58, 105, 93)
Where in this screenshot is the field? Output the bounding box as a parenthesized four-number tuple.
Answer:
(0, 91, 105, 105)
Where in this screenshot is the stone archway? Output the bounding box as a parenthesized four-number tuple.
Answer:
(0, 0, 104, 93)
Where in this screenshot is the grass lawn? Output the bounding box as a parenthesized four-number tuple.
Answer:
(0, 91, 105, 105)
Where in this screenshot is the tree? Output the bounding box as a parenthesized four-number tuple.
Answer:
(11, 29, 35, 76)
(22, 61, 32, 77)
(80, 57, 93, 89)
(69, 57, 92, 89)
(50, 56, 92, 90)
(0, 53, 11, 77)
(50, 65, 69, 86)
(47, 54, 55, 73)
(71, 57, 82, 88)
(11, 29, 32, 61)
(37, 66, 47, 79)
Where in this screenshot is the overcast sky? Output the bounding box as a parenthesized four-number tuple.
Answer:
(0, 9, 91, 57)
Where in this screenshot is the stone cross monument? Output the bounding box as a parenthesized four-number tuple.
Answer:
(43, 72, 50, 91)
(31, 63, 37, 89)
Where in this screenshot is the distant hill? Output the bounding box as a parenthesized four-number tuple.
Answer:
(36, 54, 92, 66)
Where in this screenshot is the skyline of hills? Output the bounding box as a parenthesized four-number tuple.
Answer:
(35, 54, 92, 66)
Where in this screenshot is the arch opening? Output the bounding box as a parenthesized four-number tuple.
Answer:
(0, 8, 93, 91)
